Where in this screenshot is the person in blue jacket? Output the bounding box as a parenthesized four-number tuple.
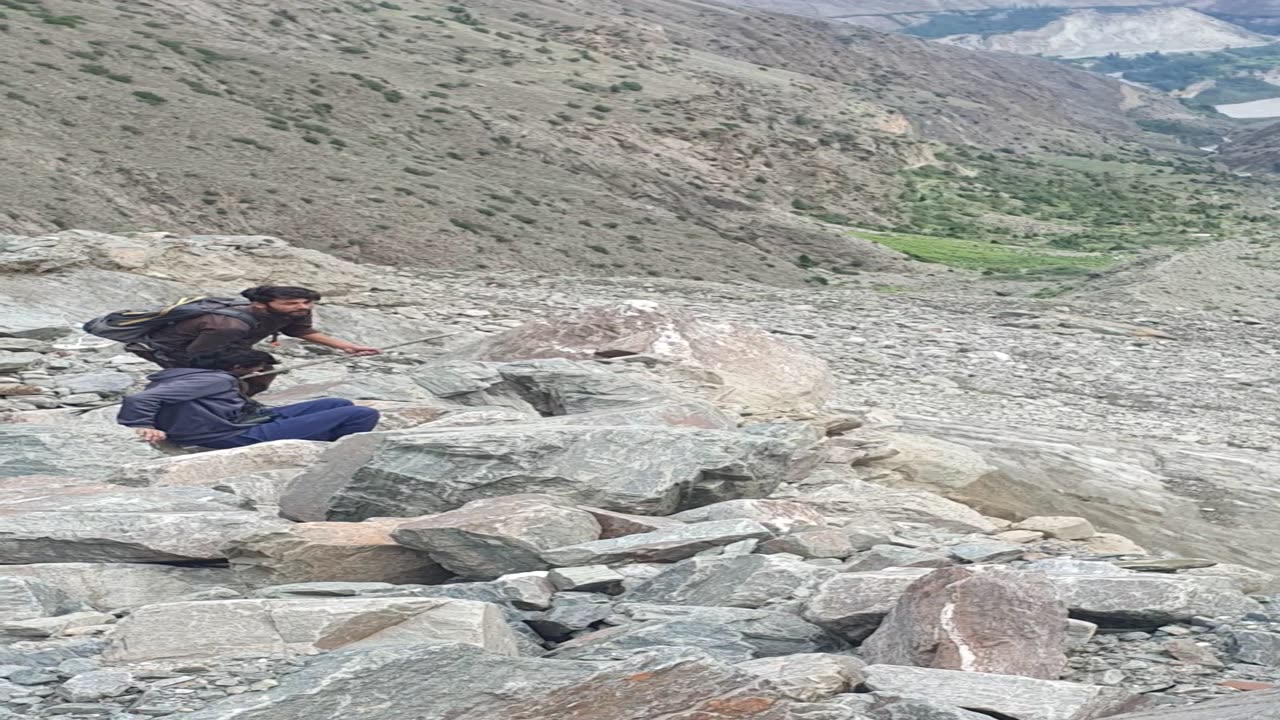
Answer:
(117, 349, 380, 448)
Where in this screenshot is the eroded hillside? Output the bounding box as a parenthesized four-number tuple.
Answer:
(0, 0, 1230, 285)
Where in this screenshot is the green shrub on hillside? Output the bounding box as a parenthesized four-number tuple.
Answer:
(131, 90, 166, 105)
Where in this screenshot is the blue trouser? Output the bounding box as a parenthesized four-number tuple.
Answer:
(202, 399, 380, 449)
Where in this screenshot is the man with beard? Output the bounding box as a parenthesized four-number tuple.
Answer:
(128, 285, 380, 395)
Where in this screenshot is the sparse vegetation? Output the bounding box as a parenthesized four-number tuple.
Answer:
(230, 137, 272, 151)
(131, 91, 167, 106)
(859, 231, 1112, 275)
(3, 0, 1278, 288)
(450, 218, 484, 233)
(179, 78, 220, 96)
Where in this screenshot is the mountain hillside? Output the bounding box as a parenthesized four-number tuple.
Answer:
(1219, 121, 1280, 171)
(1187, 0, 1280, 33)
(715, 1, 1165, 31)
(721, 1, 1280, 37)
(0, 0, 1236, 286)
(938, 7, 1272, 58)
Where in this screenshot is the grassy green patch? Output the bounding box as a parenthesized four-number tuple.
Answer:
(856, 231, 1113, 275)
(896, 148, 1269, 251)
(1084, 45, 1280, 95)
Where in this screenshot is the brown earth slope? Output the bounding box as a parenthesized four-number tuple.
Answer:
(0, 0, 1217, 284)
(1220, 120, 1280, 172)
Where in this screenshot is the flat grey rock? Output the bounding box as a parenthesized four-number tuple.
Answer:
(541, 519, 772, 567)
(103, 598, 520, 662)
(282, 423, 810, 521)
(863, 665, 1142, 720)
(1047, 574, 1262, 627)
(0, 480, 290, 564)
(625, 553, 834, 608)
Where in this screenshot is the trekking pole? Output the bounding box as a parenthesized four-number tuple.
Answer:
(240, 331, 464, 379)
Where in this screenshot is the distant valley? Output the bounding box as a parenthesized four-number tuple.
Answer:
(720, 1, 1280, 124)
(719, 2, 1278, 57)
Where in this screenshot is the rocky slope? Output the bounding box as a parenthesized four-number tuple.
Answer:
(1219, 121, 1280, 170)
(3, 230, 1280, 718)
(0, 0, 1221, 286)
(938, 8, 1272, 59)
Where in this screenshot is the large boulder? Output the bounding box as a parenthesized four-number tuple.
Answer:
(0, 477, 290, 563)
(895, 417, 1280, 573)
(0, 563, 241, 611)
(170, 644, 841, 720)
(1046, 574, 1262, 627)
(861, 567, 1068, 679)
(862, 665, 1142, 720)
(0, 423, 160, 479)
(541, 520, 772, 567)
(225, 520, 451, 587)
(450, 301, 834, 415)
(108, 440, 327, 488)
(409, 359, 739, 431)
(281, 423, 812, 521)
(626, 554, 835, 609)
(801, 569, 933, 642)
(103, 598, 519, 662)
(390, 495, 602, 579)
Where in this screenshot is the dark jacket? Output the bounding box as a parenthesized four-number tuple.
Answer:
(145, 310, 316, 367)
(117, 368, 261, 446)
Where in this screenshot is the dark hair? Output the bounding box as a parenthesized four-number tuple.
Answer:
(240, 285, 322, 303)
(189, 350, 279, 371)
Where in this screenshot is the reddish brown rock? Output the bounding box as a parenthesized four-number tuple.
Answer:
(1218, 680, 1275, 691)
(861, 566, 1069, 680)
(225, 520, 450, 587)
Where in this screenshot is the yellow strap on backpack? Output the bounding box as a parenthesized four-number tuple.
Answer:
(112, 296, 208, 327)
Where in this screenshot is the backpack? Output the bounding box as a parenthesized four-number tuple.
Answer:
(82, 296, 257, 344)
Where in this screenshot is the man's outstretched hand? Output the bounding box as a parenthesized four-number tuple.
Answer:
(341, 344, 382, 356)
(135, 428, 168, 444)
